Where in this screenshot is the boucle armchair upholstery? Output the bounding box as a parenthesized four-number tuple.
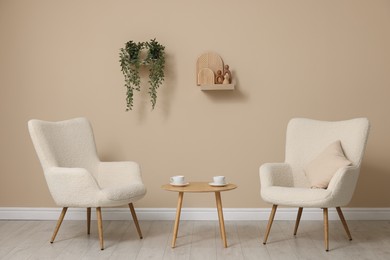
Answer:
(28, 117, 146, 250)
(259, 118, 370, 251)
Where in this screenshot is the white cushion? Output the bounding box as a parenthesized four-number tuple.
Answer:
(101, 183, 146, 201)
(261, 186, 332, 207)
(304, 140, 351, 189)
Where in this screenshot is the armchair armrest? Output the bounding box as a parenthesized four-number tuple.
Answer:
(327, 166, 360, 206)
(98, 161, 142, 188)
(45, 167, 101, 206)
(259, 163, 294, 188)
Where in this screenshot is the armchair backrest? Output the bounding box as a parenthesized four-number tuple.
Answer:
(28, 117, 100, 177)
(285, 118, 370, 186)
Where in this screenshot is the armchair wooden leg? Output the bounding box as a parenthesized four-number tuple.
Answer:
(96, 207, 104, 250)
(87, 207, 91, 235)
(263, 204, 277, 245)
(50, 207, 68, 243)
(323, 208, 329, 252)
(294, 207, 303, 236)
(336, 207, 352, 241)
(129, 203, 143, 239)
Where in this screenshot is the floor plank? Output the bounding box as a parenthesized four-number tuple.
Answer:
(0, 220, 389, 259)
(236, 221, 270, 260)
(216, 221, 244, 260)
(163, 220, 193, 260)
(135, 220, 172, 260)
(189, 221, 217, 260)
(109, 220, 152, 260)
(0, 221, 46, 258)
(264, 220, 299, 260)
(278, 220, 329, 260)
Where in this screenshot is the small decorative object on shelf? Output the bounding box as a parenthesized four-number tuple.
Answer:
(223, 73, 230, 84)
(196, 52, 235, 90)
(223, 65, 232, 84)
(198, 68, 215, 85)
(119, 38, 165, 111)
(216, 70, 224, 84)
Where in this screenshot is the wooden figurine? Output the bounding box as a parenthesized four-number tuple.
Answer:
(223, 73, 230, 84)
(223, 65, 232, 84)
(216, 70, 224, 84)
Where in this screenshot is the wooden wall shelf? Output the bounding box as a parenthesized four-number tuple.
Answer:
(200, 83, 235, 91)
(196, 52, 235, 91)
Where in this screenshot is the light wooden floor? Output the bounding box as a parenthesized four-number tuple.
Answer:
(0, 219, 389, 259)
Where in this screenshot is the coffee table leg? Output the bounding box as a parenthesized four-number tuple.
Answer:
(215, 191, 227, 248)
(172, 192, 184, 248)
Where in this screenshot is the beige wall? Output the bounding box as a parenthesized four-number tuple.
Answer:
(1, 0, 389, 208)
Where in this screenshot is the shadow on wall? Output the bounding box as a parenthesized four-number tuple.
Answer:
(202, 71, 249, 104)
(160, 53, 176, 118)
(351, 163, 390, 207)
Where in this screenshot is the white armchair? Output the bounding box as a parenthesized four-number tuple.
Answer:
(28, 117, 146, 250)
(259, 118, 370, 251)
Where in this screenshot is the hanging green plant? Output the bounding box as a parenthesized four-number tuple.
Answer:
(119, 39, 165, 111)
(145, 39, 165, 109)
(119, 41, 144, 111)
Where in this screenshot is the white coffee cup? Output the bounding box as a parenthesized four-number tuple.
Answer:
(213, 176, 226, 185)
(170, 175, 185, 185)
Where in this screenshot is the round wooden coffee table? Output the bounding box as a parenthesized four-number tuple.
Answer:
(162, 182, 237, 248)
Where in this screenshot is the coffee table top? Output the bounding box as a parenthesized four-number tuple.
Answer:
(162, 182, 237, 193)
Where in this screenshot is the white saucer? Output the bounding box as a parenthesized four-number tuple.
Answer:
(209, 182, 228, 187)
(170, 182, 189, 187)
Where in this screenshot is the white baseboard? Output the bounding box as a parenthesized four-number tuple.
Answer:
(0, 207, 389, 221)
